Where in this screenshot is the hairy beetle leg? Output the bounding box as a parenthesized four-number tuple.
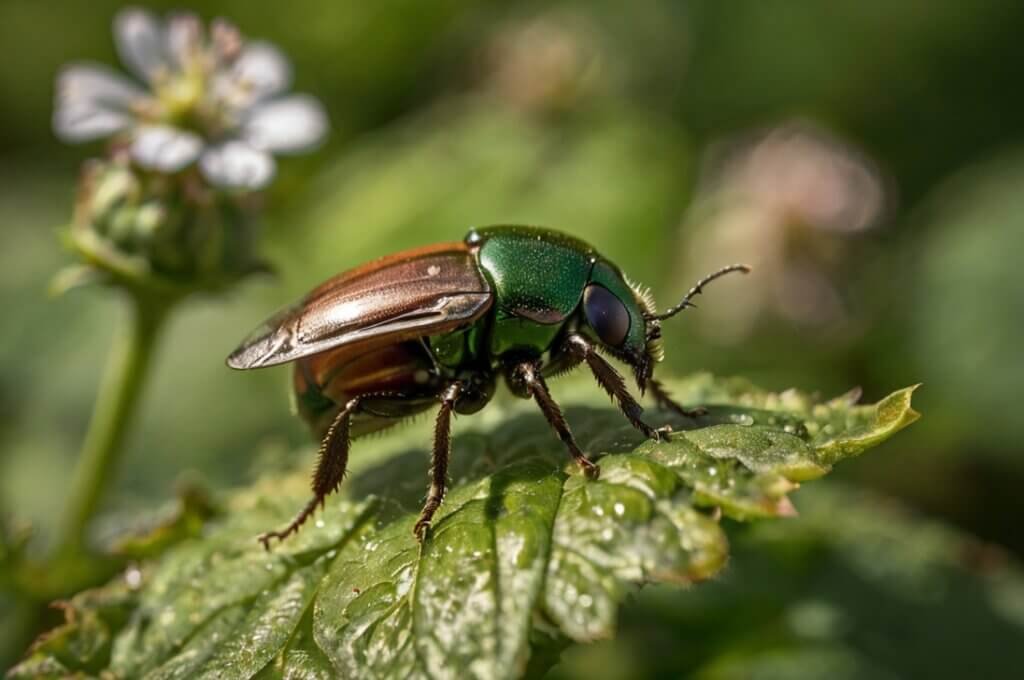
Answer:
(257, 397, 360, 550)
(514, 360, 601, 481)
(258, 498, 320, 550)
(564, 334, 671, 443)
(413, 383, 463, 543)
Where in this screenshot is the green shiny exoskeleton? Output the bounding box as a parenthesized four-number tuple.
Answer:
(471, 227, 649, 369)
(228, 225, 749, 547)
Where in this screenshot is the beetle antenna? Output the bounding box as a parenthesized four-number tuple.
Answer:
(647, 264, 751, 321)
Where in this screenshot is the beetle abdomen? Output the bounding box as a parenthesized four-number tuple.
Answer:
(293, 340, 442, 438)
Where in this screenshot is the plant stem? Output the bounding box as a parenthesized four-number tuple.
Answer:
(56, 294, 171, 558)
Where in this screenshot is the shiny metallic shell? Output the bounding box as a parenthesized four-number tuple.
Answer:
(227, 242, 493, 369)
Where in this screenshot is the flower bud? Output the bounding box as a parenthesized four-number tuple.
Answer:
(64, 157, 267, 297)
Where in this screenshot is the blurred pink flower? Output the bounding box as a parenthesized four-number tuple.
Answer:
(679, 120, 886, 337)
(54, 7, 327, 190)
(480, 11, 604, 114)
(708, 121, 883, 235)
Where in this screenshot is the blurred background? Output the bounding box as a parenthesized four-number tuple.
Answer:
(2, 0, 1023, 676)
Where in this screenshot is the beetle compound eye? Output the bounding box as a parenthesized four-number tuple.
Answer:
(584, 284, 630, 347)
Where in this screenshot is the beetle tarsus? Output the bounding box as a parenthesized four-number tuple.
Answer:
(577, 455, 600, 479)
(649, 379, 707, 419)
(413, 518, 432, 542)
(414, 383, 462, 542)
(563, 334, 669, 442)
(258, 496, 319, 550)
(258, 398, 360, 548)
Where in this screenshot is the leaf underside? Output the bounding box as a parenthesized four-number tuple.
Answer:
(10, 374, 918, 680)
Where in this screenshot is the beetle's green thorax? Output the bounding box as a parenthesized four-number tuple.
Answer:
(469, 226, 596, 356)
(466, 226, 663, 388)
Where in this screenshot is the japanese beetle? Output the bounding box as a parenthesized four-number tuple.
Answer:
(228, 226, 748, 547)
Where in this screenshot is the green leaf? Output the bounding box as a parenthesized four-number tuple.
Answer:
(9, 375, 917, 679)
(550, 484, 1024, 680)
(109, 484, 220, 560)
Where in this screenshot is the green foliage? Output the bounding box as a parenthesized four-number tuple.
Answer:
(551, 484, 1024, 680)
(9, 375, 917, 679)
(293, 102, 688, 289)
(914, 154, 1024, 455)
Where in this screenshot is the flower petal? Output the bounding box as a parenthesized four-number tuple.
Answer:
(131, 125, 203, 172)
(114, 7, 169, 83)
(231, 41, 292, 101)
(57, 63, 144, 105)
(199, 141, 275, 189)
(242, 95, 328, 153)
(165, 11, 202, 70)
(210, 18, 244, 62)
(53, 63, 143, 141)
(55, 106, 133, 142)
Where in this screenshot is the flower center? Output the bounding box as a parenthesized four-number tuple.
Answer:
(156, 71, 204, 120)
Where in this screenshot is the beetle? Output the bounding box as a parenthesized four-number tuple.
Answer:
(227, 226, 749, 548)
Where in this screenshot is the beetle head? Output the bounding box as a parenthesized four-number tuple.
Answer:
(581, 262, 662, 394)
(582, 260, 749, 394)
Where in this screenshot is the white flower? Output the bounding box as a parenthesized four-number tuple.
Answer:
(54, 7, 327, 190)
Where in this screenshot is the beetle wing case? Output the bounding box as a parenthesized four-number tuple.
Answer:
(227, 242, 493, 369)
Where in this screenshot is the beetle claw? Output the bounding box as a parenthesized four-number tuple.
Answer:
(258, 531, 283, 551)
(653, 425, 673, 442)
(578, 457, 600, 480)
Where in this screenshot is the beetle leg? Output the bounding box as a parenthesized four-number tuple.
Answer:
(414, 382, 463, 542)
(563, 334, 672, 442)
(258, 396, 360, 550)
(511, 360, 599, 479)
(648, 378, 707, 418)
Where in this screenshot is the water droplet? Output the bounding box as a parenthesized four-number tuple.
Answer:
(326, 549, 337, 559)
(124, 567, 143, 589)
(708, 467, 717, 477)
(601, 528, 614, 541)
(579, 594, 593, 608)
(315, 519, 325, 529)
(731, 413, 755, 426)
(593, 506, 605, 517)
(613, 502, 625, 517)
(265, 562, 274, 571)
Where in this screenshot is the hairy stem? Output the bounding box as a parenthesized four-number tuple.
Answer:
(56, 294, 171, 558)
